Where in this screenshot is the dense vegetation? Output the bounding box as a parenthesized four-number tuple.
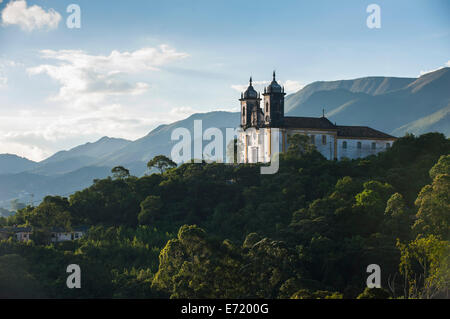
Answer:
(0, 133, 449, 299)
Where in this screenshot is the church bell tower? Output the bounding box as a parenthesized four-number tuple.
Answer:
(263, 71, 285, 127)
(240, 77, 262, 129)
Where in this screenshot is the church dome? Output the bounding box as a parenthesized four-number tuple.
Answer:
(265, 71, 283, 93)
(243, 77, 258, 99)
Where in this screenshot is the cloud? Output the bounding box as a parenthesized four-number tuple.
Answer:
(419, 60, 450, 76)
(283, 80, 304, 93)
(27, 45, 189, 109)
(1, 0, 61, 31)
(231, 79, 304, 94)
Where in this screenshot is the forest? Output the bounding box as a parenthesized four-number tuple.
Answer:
(0, 132, 449, 299)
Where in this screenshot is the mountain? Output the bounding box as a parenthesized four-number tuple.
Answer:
(0, 154, 38, 175)
(393, 103, 450, 137)
(285, 76, 416, 113)
(286, 68, 450, 135)
(0, 112, 240, 207)
(97, 111, 240, 175)
(30, 136, 131, 175)
(0, 166, 112, 207)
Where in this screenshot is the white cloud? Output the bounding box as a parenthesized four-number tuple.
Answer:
(419, 60, 450, 76)
(27, 45, 189, 109)
(231, 79, 304, 94)
(1, 0, 61, 31)
(283, 80, 304, 93)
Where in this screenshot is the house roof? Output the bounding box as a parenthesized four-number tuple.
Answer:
(283, 116, 336, 130)
(51, 226, 89, 233)
(336, 125, 396, 139)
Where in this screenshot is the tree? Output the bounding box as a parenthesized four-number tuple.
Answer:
(397, 235, 450, 299)
(291, 289, 343, 299)
(111, 166, 130, 180)
(147, 155, 177, 174)
(286, 134, 316, 157)
(152, 225, 246, 298)
(413, 157, 450, 239)
(429, 154, 450, 180)
(356, 287, 390, 299)
(28, 196, 72, 230)
(383, 192, 412, 239)
(138, 195, 163, 225)
(0, 254, 45, 298)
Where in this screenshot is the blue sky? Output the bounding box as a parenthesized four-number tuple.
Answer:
(0, 0, 449, 161)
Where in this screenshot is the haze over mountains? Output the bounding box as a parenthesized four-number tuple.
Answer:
(1, 68, 449, 210)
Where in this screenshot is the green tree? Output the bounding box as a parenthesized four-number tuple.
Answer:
(147, 155, 177, 174)
(356, 287, 391, 299)
(138, 195, 163, 225)
(111, 166, 130, 180)
(413, 156, 450, 240)
(0, 254, 45, 298)
(397, 235, 450, 299)
(287, 134, 316, 157)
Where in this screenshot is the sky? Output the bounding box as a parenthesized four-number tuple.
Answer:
(0, 0, 449, 161)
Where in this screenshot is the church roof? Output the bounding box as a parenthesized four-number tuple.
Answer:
(265, 71, 283, 93)
(282, 117, 396, 139)
(283, 116, 336, 130)
(336, 125, 396, 139)
(243, 77, 259, 99)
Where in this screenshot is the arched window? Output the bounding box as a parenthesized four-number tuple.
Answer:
(342, 141, 347, 149)
(372, 142, 376, 150)
(266, 103, 269, 113)
(357, 141, 362, 149)
(322, 135, 327, 145)
(242, 106, 245, 116)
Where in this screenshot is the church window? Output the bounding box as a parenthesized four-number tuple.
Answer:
(357, 141, 362, 149)
(322, 135, 327, 145)
(242, 107, 245, 116)
(342, 141, 347, 149)
(266, 103, 269, 113)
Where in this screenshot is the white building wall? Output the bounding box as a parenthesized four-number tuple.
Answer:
(240, 128, 395, 163)
(337, 138, 394, 160)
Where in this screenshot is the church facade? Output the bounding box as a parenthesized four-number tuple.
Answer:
(239, 72, 397, 163)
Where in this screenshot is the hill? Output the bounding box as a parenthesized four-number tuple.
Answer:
(0, 154, 38, 175)
(286, 68, 450, 135)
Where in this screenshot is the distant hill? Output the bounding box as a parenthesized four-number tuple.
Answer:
(286, 68, 450, 135)
(393, 103, 450, 137)
(0, 154, 38, 175)
(97, 111, 240, 175)
(0, 166, 111, 206)
(30, 136, 131, 175)
(285, 76, 416, 113)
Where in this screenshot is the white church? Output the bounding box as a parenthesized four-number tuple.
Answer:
(239, 72, 397, 163)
